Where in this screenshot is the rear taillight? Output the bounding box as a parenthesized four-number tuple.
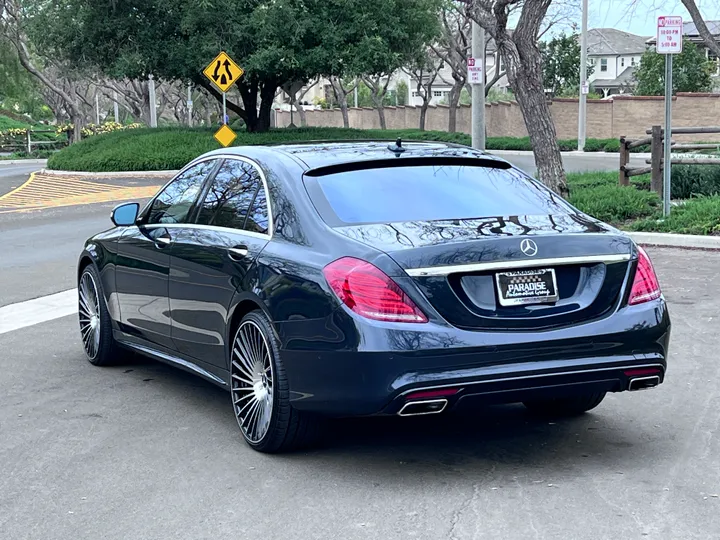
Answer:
(628, 246, 661, 305)
(323, 257, 428, 323)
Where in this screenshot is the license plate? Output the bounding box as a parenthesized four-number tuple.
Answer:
(495, 268, 559, 307)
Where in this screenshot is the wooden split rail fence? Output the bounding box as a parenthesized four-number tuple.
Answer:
(619, 126, 720, 194)
(0, 129, 67, 154)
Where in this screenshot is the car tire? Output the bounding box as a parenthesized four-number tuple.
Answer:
(523, 391, 607, 416)
(230, 310, 322, 453)
(78, 264, 122, 366)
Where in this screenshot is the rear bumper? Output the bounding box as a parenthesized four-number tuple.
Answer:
(277, 299, 670, 417)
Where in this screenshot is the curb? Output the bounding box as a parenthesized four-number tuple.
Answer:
(0, 159, 48, 166)
(40, 168, 178, 178)
(628, 232, 720, 251)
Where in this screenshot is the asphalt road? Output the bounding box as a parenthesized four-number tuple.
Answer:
(491, 150, 648, 176)
(0, 161, 46, 197)
(1, 163, 719, 540)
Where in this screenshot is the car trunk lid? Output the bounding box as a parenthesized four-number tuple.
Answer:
(336, 214, 634, 331)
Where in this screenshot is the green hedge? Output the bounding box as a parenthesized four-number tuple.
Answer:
(671, 164, 720, 199)
(568, 184, 660, 223)
(48, 126, 649, 172)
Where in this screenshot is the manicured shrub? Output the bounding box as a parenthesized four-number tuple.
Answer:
(568, 184, 660, 223)
(670, 164, 720, 199)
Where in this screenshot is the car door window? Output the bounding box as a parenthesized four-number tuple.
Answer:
(196, 159, 269, 234)
(146, 160, 218, 224)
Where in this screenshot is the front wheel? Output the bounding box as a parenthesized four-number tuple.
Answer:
(523, 391, 607, 416)
(230, 311, 321, 453)
(78, 264, 122, 366)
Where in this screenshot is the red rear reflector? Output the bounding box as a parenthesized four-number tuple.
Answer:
(323, 257, 428, 323)
(628, 246, 661, 305)
(406, 388, 459, 400)
(624, 368, 661, 377)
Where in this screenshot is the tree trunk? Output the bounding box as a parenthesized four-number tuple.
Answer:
(364, 76, 390, 130)
(253, 81, 277, 133)
(330, 78, 354, 128)
(238, 79, 260, 132)
(419, 101, 428, 131)
(199, 78, 249, 125)
(297, 103, 307, 127)
(375, 100, 386, 130)
(339, 102, 350, 128)
(505, 47, 568, 196)
(447, 82, 462, 133)
(470, 0, 567, 195)
(71, 114, 83, 144)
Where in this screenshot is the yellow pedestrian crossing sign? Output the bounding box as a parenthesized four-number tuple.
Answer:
(203, 52, 244, 93)
(214, 124, 237, 147)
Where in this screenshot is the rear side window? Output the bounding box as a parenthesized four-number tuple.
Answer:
(196, 159, 269, 234)
(306, 165, 573, 226)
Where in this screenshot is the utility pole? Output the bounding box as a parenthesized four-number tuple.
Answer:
(95, 93, 100, 125)
(187, 84, 193, 127)
(354, 82, 359, 108)
(471, 21, 486, 150)
(113, 91, 120, 123)
(148, 74, 158, 128)
(577, 0, 589, 151)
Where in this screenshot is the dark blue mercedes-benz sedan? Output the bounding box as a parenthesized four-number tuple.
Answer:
(77, 141, 670, 452)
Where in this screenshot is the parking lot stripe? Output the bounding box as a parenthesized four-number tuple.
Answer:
(0, 289, 77, 335)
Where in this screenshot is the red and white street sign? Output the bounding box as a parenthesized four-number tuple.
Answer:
(467, 57, 483, 85)
(657, 16, 683, 54)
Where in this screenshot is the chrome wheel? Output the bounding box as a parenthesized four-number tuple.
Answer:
(231, 320, 274, 443)
(78, 271, 101, 360)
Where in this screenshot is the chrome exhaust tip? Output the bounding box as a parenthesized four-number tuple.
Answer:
(398, 399, 448, 417)
(628, 375, 660, 391)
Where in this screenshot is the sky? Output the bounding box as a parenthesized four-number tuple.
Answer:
(591, 0, 720, 36)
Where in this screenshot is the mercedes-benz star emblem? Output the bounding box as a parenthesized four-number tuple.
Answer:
(520, 239, 538, 257)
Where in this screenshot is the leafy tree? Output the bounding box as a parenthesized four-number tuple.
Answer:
(540, 33, 594, 96)
(29, 0, 440, 132)
(0, 40, 45, 117)
(635, 39, 714, 96)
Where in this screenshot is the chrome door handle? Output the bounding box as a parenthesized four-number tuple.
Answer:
(228, 246, 248, 260)
(154, 234, 172, 249)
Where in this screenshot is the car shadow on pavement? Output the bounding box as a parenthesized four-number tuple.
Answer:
(118, 354, 645, 470)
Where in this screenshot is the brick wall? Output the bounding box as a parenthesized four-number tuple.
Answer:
(275, 93, 720, 142)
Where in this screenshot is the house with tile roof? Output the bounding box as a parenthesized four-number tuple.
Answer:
(586, 28, 650, 97)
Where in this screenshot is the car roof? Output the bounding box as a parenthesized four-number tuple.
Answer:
(204, 140, 510, 172)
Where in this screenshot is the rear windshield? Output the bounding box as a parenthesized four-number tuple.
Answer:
(305, 165, 573, 226)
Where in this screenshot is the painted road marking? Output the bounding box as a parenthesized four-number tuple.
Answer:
(0, 289, 77, 335)
(0, 172, 160, 211)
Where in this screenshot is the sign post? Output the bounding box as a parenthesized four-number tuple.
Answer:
(468, 23, 485, 151)
(657, 16, 683, 217)
(203, 51, 245, 147)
